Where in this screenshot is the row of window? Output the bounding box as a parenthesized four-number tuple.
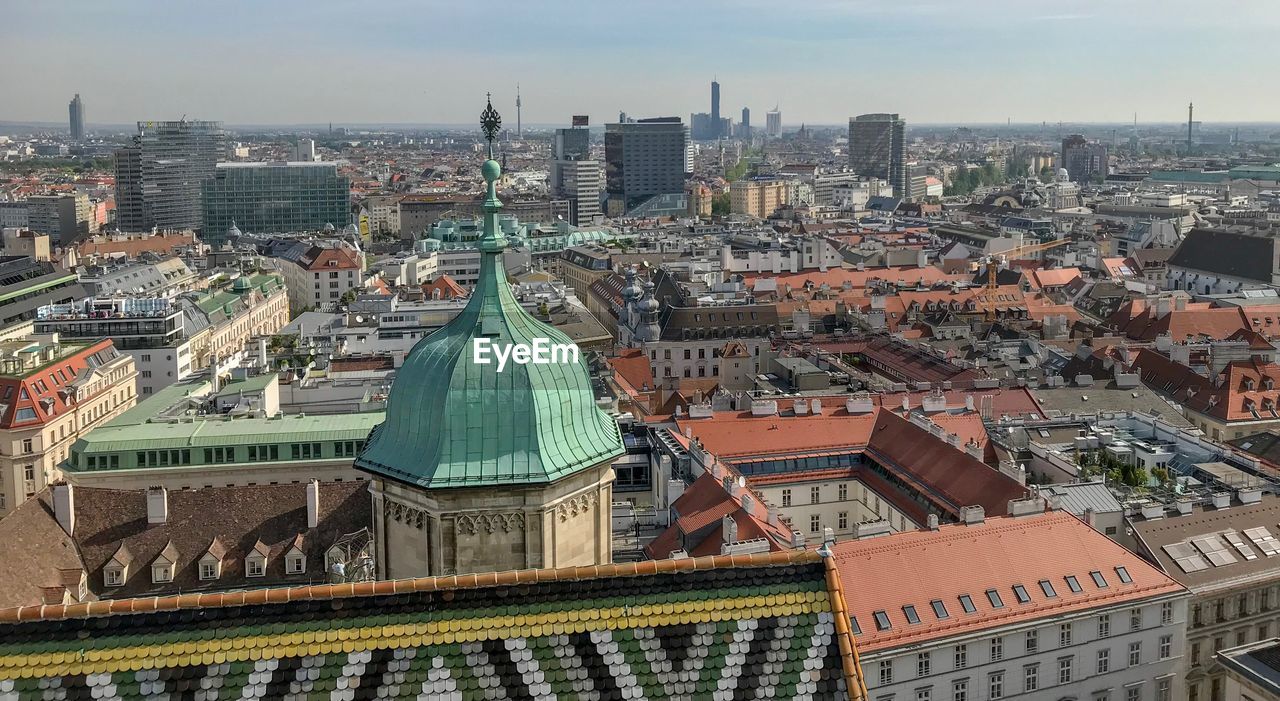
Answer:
(91, 441, 370, 470)
(108, 550, 306, 587)
(781, 482, 852, 507)
(859, 569, 1141, 633)
(880, 651, 1173, 699)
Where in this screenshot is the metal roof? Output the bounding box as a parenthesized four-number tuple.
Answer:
(1035, 480, 1124, 516)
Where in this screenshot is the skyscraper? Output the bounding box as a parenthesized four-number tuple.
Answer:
(766, 106, 782, 137)
(113, 120, 227, 232)
(710, 79, 721, 138)
(740, 107, 750, 138)
(550, 122, 601, 226)
(1060, 134, 1108, 183)
(604, 118, 688, 216)
(68, 94, 84, 141)
(849, 113, 906, 197)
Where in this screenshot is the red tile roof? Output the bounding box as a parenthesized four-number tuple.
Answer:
(1131, 348, 1280, 422)
(421, 274, 467, 300)
(1109, 299, 1251, 341)
(833, 511, 1186, 652)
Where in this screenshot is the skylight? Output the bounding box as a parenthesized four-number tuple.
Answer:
(1013, 585, 1031, 604)
(959, 595, 977, 614)
(873, 611, 892, 631)
(903, 605, 921, 625)
(850, 616, 862, 635)
(931, 600, 949, 619)
(986, 589, 1005, 609)
(1065, 575, 1082, 593)
(1115, 566, 1132, 584)
(1090, 570, 1108, 588)
(1039, 580, 1057, 598)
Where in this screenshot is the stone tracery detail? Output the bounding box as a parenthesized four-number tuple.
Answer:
(455, 512, 526, 536)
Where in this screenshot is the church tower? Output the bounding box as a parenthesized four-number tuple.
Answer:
(355, 96, 624, 578)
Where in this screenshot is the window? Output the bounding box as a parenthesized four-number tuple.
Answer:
(930, 600, 949, 619)
(286, 553, 305, 574)
(986, 589, 1004, 609)
(917, 652, 931, 677)
(104, 567, 123, 587)
(1097, 648, 1110, 674)
(990, 637, 1003, 662)
(781, 489, 791, 507)
(1191, 642, 1201, 664)
(903, 605, 921, 625)
(1023, 664, 1038, 692)
(879, 660, 894, 686)
(915, 689, 932, 701)
(20, 438, 32, 453)
(810, 515, 820, 533)
(988, 672, 1003, 700)
(1157, 679, 1170, 701)
(952, 679, 967, 701)
(1130, 608, 1142, 632)
(1261, 623, 1271, 640)
(1126, 688, 1141, 701)
(152, 564, 172, 583)
(954, 644, 967, 670)
(1059, 623, 1072, 647)
(873, 611, 892, 631)
(1065, 575, 1082, 593)
(1025, 630, 1038, 653)
(1128, 641, 1141, 666)
(246, 557, 265, 577)
(1115, 566, 1133, 584)
(1090, 570, 1109, 588)
(1040, 579, 1057, 598)
(1159, 635, 1171, 660)
(838, 483, 848, 501)
(838, 512, 848, 530)
(1057, 656, 1073, 684)
(1161, 602, 1173, 625)
(958, 595, 976, 614)
(1012, 585, 1031, 604)
(1098, 614, 1111, 638)
(200, 562, 218, 580)
(811, 486, 820, 504)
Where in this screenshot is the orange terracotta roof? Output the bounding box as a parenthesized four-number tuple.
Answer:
(833, 511, 1186, 653)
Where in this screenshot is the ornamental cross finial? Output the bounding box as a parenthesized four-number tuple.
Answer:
(480, 94, 502, 148)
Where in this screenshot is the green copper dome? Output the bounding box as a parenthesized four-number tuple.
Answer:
(354, 97, 623, 489)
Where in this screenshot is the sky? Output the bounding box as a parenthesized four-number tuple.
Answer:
(3, 0, 1279, 128)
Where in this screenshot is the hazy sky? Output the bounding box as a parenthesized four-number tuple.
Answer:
(3, 0, 1278, 127)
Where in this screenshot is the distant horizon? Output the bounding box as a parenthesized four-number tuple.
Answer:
(5, 1, 1280, 126)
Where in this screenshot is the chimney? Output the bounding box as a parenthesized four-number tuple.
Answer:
(723, 514, 738, 544)
(1211, 493, 1231, 510)
(258, 337, 269, 367)
(791, 530, 806, 548)
(960, 505, 985, 525)
(307, 479, 321, 528)
(146, 486, 168, 525)
(53, 483, 75, 536)
(1176, 500, 1194, 515)
(964, 394, 975, 412)
(1083, 508, 1097, 529)
(927, 513, 940, 530)
(823, 527, 835, 549)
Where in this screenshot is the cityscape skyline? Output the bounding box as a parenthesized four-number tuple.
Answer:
(5, 0, 1280, 126)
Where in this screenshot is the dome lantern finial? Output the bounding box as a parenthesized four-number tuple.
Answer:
(480, 92, 502, 159)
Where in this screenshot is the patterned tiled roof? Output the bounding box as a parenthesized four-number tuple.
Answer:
(0, 551, 866, 700)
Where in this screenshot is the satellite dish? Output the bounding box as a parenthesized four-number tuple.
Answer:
(354, 315, 364, 323)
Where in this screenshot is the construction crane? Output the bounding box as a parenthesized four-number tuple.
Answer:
(974, 237, 1072, 322)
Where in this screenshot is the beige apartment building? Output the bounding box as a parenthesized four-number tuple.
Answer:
(730, 178, 788, 219)
(0, 336, 136, 516)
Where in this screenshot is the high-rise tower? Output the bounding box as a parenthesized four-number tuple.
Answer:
(849, 113, 907, 197)
(1187, 102, 1194, 149)
(516, 84, 523, 139)
(68, 94, 85, 141)
(711, 79, 721, 138)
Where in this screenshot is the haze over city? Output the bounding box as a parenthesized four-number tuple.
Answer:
(5, 0, 1280, 126)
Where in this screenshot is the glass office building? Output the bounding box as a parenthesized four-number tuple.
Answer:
(201, 162, 351, 244)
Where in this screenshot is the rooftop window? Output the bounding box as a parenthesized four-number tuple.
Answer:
(1065, 575, 1083, 593)
(958, 595, 977, 614)
(903, 605, 921, 625)
(930, 599, 949, 619)
(1090, 571, 1109, 588)
(1013, 585, 1032, 604)
(1114, 566, 1132, 584)
(1039, 580, 1058, 598)
(873, 610, 892, 631)
(986, 589, 1005, 609)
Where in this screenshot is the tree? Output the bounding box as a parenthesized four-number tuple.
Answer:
(711, 192, 731, 216)
(725, 159, 749, 182)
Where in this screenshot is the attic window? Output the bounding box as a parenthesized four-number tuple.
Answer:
(152, 564, 172, 584)
(1115, 566, 1133, 584)
(958, 594, 977, 613)
(930, 599, 949, 619)
(1089, 570, 1109, 588)
(986, 589, 1005, 609)
(103, 567, 123, 587)
(872, 610, 892, 631)
(1065, 575, 1083, 593)
(200, 562, 219, 580)
(246, 555, 266, 578)
(850, 616, 862, 635)
(1039, 580, 1058, 598)
(902, 605, 921, 625)
(1012, 585, 1032, 604)
(286, 552, 306, 575)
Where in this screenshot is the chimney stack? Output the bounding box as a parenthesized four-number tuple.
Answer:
(723, 514, 738, 544)
(307, 479, 321, 528)
(146, 486, 168, 525)
(53, 483, 75, 536)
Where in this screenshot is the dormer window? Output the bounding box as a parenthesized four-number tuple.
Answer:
(152, 563, 172, 583)
(1266, 378, 1276, 391)
(286, 551, 306, 575)
(104, 566, 124, 587)
(199, 561, 218, 580)
(246, 554, 266, 577)
(1244, 378, 1256, 391)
